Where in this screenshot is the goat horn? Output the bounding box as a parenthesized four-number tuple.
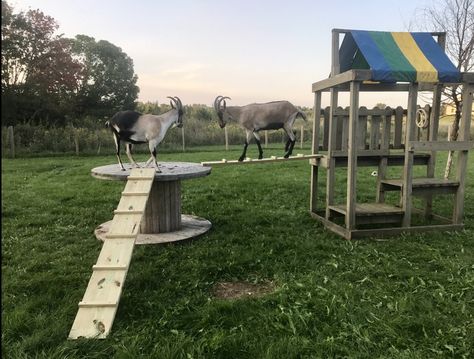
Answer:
(173, 96, 183, 109)
(218, 96, 231, 108)
(214, 95, 224, 110)
(167, 96, 178, 108)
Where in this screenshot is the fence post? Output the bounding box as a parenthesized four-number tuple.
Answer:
(74, 129, 80, 156)
(182, 126, 185, 152)
(7, 126, 15, 158)
(224, 126, 229, 151)
(300, 125, 304, 149)
(265, 130, 268, 148)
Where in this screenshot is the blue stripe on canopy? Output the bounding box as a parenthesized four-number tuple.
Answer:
(349, 31, 397, 82)
(411, 32, 461, 83)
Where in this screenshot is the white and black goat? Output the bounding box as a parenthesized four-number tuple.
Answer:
(213, 96, 306, 161)
(106, 96, 184, 172)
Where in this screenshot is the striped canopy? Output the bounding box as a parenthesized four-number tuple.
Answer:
(339, 30, 460, 83)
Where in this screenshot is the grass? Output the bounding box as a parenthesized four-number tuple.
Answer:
(2, 145, 474, 358)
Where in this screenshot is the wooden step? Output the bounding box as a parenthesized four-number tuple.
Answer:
(381, 178, 459, 195)
(328, 203, 404, 225)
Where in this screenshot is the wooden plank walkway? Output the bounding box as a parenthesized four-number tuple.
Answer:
(69, 168, 155, 339)
(201, 154, 322, 167)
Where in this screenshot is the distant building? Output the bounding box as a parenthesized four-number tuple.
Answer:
(442, 103, 474, 116)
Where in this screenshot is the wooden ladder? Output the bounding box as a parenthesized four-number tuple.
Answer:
(68, 168, 156, 339)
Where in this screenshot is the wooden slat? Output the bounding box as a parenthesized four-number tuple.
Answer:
(376, 107, 392, 203)
(393, 106, 404, 149)
(407, 140, 473, 151)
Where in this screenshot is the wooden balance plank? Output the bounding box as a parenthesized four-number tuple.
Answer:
(69, 168, 155, 340)
(201, 154, 322, 167)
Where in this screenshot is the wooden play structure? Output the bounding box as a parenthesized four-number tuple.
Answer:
(309, 29, 474, 239)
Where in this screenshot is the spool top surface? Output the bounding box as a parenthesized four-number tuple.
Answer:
(91, 162, 211, 181)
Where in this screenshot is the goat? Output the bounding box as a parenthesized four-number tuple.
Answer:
(105, 96, 184, 172)
(213, 95, 306, 161)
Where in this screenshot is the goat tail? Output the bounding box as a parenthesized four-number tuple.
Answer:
(296, 110, 307, 121)
(105, 120, 110, 128)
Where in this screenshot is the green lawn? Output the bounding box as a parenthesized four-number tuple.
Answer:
(2, 146, 474, 359)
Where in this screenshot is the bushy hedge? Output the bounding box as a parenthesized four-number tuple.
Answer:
(1, 116, 314, 157)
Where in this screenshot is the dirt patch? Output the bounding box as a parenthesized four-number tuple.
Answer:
(212, 281, 276, 300)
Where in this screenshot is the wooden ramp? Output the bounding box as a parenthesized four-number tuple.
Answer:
(201, 154, 321, 167)
(69, 168, 156, 339)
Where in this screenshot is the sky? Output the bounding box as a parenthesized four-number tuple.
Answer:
(10, 0, 437, 108)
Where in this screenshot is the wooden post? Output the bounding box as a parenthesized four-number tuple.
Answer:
(453, 83, 473, 224)
(331, 29, 340, 77)
(310, 91, 322, 213)
(325, 88, 338, 219)
(265, 130, 268, 148)
(7, 126, 15, 158)
(224, 126, 229, 151)
(425, 85, 442, 217)
(346, 81, 359, 230)
(181, 126, 185, 152)
(74, 129, 80, 156)
(300, 125, 304, 149)
(376, 107, 392, 203)
(402, 83, 418, 227)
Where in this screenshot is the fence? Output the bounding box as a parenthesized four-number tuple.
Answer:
(1, 117, 314, 157)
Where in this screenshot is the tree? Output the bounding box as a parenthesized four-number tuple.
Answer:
(412, 0, 474, 176)
(1, 0, 83, 125)
(70, 35, 139, 119)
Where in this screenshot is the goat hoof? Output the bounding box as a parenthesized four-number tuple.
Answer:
(238, 158, 244, 162)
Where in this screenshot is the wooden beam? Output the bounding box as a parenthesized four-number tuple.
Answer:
(425, 84, 442, 217)
(346, 81, 359, 230)
(453, 83, 473, 224)
(407, 140, 473, 151)
(331, 29, 341, 77)
(402, 83, 418, 227)
(312, 70, 372, 92)
(200, 154, 322, 167)
(325, 88, 339, 219)
(310, 91, 322, 213)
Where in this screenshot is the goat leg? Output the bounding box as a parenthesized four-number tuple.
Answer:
(252, 131, 263, 159)
(148, 144, 161, 173)
(238, 141, 249, 162)
(283, 126, 296, 158)
(113, 134, 126, 171)
(125, 143, 141, 168)
(284, 139, 296, 158)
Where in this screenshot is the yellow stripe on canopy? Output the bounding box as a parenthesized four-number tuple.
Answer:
(391, 32, 438, 82)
